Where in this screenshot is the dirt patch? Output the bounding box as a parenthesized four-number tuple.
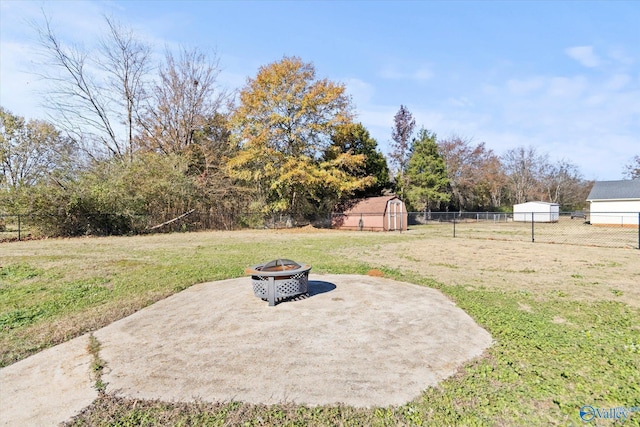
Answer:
(342, 234, 640, 307)
(366, 269, 384, 277)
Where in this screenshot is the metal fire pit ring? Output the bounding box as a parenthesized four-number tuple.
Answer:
(245, 259, 312, 306)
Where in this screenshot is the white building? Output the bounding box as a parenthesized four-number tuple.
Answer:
(513, 201, 560, 223)
(586, 180, 640, 227)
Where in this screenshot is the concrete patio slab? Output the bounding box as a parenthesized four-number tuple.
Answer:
(0, 274, 492, 426)
(0, 334, 97, 427)
(95, 274, 492, 407)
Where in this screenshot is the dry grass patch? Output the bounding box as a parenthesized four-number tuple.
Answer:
(2, 226, 639, 425)
(345, 230, 640, 308)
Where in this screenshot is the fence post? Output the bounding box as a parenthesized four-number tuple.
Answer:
(17, 214, 21, 241)
(638, 213, 640, 250)
(453, 212, 456, 238)
(531, 212, 534, 243)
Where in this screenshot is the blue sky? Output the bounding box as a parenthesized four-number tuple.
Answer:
(1, 0, 639, 180)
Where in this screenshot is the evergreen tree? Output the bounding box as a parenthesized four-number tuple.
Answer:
(324, 123, 390, 198)
(406, 128, 450, 212)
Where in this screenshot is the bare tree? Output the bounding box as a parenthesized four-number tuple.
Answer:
(99, 17, 151, 160)
(501, 146, 548, 205)
(540, 159, 587, 208)
(439, 136, 506, 211)
(139, 47, 229, 155)
(36, 14, 150, 161)
(389, 105, 415, 199)
(0, 108, 75, 192)
(624, 155, 640, 179)
(484, 155, 507, 209)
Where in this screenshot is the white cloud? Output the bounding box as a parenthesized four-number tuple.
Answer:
(344, 77, 375, 108)
(350, 106, 396, 151)
(412, 67, 433, 81)
(547, 76, 587, 98)
(447, 97, 474, 108)
(379, 64, 433, 81)
(585, 94, 606, 107)
(218, 65, 249, 92)
(565, 46, 600, 68)
(379, 66, 403, 80)
(607, 46, 634, 66)
(506, 77, 545, 95)
(0, 40, 50, 119)
(500, 73, 638, 178)
(604, 73, 631, 91)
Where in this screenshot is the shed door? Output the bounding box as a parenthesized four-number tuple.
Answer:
(387, 200, 402, 231)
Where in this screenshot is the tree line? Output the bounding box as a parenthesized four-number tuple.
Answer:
(1, 16, 638, 236)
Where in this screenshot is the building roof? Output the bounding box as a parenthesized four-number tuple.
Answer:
(587, 180, 640, 201)
(514, 201, 560, 207)
(341, 196, 402, 214)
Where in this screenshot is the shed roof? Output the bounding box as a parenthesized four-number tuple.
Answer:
(514, 201, 560, 207)
(342, 196, 402, 214)
(587, 180, 640, 201)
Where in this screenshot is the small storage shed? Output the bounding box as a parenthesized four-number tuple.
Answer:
(586, 180, 640, 227)
(513, 201, 560, 222)
(333, 196, 408, 231)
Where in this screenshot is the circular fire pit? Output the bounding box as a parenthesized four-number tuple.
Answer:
(245, 259, 312, 306)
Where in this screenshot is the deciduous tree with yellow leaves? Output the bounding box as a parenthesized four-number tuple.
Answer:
(230, 56, 372, 218)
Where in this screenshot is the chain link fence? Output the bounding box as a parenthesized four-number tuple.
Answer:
(0, 211, 330, 242)
(2, 210, 639, 249)
(407, 211, 640, 249)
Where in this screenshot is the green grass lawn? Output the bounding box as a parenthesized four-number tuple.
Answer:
(1, 229, 639, 426)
